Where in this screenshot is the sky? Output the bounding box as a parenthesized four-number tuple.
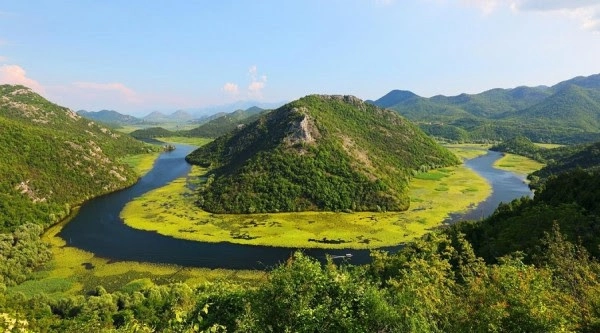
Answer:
(1, 0, 600, 115)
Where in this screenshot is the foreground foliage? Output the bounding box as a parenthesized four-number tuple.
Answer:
(2, 167, 600, 331)
(2, 229, 600, 332)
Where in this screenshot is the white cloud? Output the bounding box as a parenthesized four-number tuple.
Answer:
(222, 82, 239, 95)
(514, 1, 600, 31)
(247, 65, 267, 99)
(460, 0, 600, 31)
(248, 65, 258, 78)
(248, 81, 266, 95)
(512, 0, 600, 11)
(0, 64, 45, 94)
(0, 56, 7, 62)
(72, 81, 140, 103)
(223, 65, 269, 100)
(460, 0, 502, 14)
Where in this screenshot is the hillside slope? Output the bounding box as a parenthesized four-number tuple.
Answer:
(373, 73, 600, 143)
(186, 94, 459, 213)
(183, 107, 266, 138)
(0, 85, 151, 231)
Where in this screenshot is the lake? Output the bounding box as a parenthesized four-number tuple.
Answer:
(59, 145, 532, 269)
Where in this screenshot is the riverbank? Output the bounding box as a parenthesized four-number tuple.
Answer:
(492, 152, 545, 177)
(28, 205, 265, 298)
(29, 143, 264, 296)
(121, 146, 493, 249)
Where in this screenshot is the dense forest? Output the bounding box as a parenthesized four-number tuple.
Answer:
(0, 85, 154, 286)
(186, 95, 459, 213)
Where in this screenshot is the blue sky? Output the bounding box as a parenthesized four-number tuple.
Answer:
(1, 0, 599, 115)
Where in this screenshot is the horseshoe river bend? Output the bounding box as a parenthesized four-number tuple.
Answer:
(58, 144, 532, 270)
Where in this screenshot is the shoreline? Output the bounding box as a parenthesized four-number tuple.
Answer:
(121, 153, 493, 249)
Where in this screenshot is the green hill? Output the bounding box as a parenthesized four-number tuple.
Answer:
(0, 85, 152, 232)
(129, 126, 176, 139)
(183, 107, 267, 138)
(186, 94, 459, 213)
(372, 73, 600, 143)
(529, 141, 600, 187)
(490, 135, 544, 161)
(506, 85, 600, 132)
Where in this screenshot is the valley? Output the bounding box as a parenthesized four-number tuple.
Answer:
(3, 75, 600, 331)
(121, 143, 499, 249)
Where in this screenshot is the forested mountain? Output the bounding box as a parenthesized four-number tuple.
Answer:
(77, 109, 145, 126)
(129, 126, 176, 139)
(506, 85, 600, 131)
(0, 85, 151, 232)
(490, 135, 544, 161)
(186, 94, 459, 213)
(182, 106, 267, 138)
(453, 169, 600, 262)
(373, 73, 600, 143)
(530, 141, 600, 186)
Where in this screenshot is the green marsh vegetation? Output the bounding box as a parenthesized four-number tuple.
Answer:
(493, 153, 545, 177)
(122, 144, 493, 249)
(10, 219, 265, 298)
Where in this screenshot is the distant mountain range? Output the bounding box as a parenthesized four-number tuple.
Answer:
(141, 110, 195, 123)
(184, 100, 285, 118)
(183, 106, 266, 138)
(77, 109, 146, 125)
(129, 107, 267, 139)
(78, 102, 281, 127)
(371, 73, 600, 143)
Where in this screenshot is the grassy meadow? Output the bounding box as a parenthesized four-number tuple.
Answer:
(157, 136, 213, 146)
(23, 218, 266, 297)
(119, 151, 162, 177)
(493, 152, 545, 176)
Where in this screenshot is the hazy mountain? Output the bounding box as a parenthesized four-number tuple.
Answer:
(185, 100, 285, 118)
(77, 109, 144, 125)
(171, 109, 194, 121)
(142, 111, 169, 123)
(183, 107, 267, 138)
(186, 94, 459, 213)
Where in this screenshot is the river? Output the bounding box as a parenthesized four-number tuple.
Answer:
(59, 145, 532, 269)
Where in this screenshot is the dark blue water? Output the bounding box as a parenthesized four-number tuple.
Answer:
(58, 146, 532, 269)
(444, 151, 534, 223)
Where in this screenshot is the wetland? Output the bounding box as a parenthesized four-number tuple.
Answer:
(56, 143, 534, 270)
